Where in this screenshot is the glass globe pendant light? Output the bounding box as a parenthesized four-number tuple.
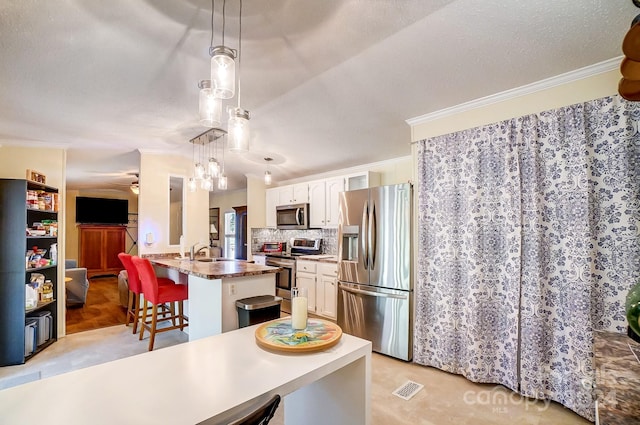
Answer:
(210, 0, 235, 99)
(264, 157, 273, 185)
(198, 80, 222, 127)
(217, 135, 228, 190)
(210, 46, 236, 99)
(228, 107, 250, 152)
(188, 177, 197, 192)
(228, 0, 249, 153)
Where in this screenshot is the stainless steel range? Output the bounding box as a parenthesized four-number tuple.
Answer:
(264, 238, 322, 313)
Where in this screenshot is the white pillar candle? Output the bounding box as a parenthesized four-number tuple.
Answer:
(291, 287, 308, 330)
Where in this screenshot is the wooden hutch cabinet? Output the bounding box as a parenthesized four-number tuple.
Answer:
(78, 225, 126, 277)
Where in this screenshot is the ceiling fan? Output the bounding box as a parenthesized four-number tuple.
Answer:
(89, 171, 140, 194)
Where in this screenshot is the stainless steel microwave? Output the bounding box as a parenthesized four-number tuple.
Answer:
(276, 203, 309, 230)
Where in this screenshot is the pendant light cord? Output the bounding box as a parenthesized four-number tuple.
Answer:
(222, 0, 227, 46)
(237, 0, 243, 107)
(210, 0, 215, 48)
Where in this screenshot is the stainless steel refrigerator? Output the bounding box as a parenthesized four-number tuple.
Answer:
(337, 183, 412, 361)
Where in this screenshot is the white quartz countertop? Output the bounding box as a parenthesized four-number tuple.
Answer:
(0, 322, 371, 425)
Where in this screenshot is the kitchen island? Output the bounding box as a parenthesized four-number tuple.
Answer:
(151, 258, 280, 340)
(0, 322, 372, 425)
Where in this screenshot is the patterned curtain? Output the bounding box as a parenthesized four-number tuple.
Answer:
(414, 95, 640, 420)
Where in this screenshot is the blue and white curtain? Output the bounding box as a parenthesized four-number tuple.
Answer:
(414, 95, 640, 420)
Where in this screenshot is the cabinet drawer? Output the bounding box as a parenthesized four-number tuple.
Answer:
(319, 263, 337, 276)
(297, 260, 316, 273)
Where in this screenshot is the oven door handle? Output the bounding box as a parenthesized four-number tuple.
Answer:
(266, 259, 295, 268)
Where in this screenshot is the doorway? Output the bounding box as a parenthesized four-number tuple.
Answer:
(233, 206, 247, 260)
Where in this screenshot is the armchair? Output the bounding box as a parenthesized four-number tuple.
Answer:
(65, 266, 90, 307)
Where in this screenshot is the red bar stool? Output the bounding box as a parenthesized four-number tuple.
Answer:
(132, 256, 188, 351)
(118, 253, 175, 334)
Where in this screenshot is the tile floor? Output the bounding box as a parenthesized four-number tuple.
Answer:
(0, 326, 591, 425)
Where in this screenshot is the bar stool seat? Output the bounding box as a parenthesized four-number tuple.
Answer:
(132, 256, 188, 351)
(118, 253, 176, 334)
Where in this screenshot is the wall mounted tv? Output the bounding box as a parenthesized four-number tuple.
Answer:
(75, 197, 128, 225)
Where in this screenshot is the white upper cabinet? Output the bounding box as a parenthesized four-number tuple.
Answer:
(324, 177, 345, 227)
(344, 171, 380, 191)
(264, 171, 379, 229)
(277, 183, 309, 205)
(308, 180, 326, 228)
(308, 177, 344, 228)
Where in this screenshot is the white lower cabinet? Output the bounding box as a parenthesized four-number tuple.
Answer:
(317, 263, 337, 319)
(295, 260, 337, 320)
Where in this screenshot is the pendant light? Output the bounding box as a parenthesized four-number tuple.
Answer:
(228, 0, 250, 153)
(188, 177, 197, 192)
(198, 80, 222, 127)
(210, 0, 236, 100)
(207, 132, 220, 177)
(264, 157, 272, 185)
(217, 134, 228, 190)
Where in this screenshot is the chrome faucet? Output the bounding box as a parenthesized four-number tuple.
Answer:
(189, 243, 209, 261)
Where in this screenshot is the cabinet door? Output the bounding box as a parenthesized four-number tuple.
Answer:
(324, 177, 344, 227)
(278, 185, 294, 205)
(293, 183, 309, 203)
(80, 228, 104, 271)
(103, 228, 126, 271)
(265, 188, 278, 227)
(308, 180, 326, 227)
(295, 272, 316, 312)
(319, 275, 337, 319)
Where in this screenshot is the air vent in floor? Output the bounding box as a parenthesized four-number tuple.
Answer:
(392, 380, 424, 401)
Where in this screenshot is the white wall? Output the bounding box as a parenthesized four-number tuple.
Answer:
(138, 151, 209, 255)
(0, 145, 67, 335)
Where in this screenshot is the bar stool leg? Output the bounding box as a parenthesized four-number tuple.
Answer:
(178, 301, 185, 330)
(148, 304, 158, 351)
(139, 298, 148, 341)
(125, 289, 134, 328)
(133, 293, 143, 334)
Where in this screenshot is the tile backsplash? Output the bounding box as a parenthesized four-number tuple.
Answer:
(251, 228, 337, 255)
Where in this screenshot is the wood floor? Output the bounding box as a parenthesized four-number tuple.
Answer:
(65, 276, 126, 334)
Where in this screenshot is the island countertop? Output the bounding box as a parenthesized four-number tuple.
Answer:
(151, 258, 280, 279)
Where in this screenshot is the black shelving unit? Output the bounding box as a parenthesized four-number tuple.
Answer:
(0, 179, 59, 366)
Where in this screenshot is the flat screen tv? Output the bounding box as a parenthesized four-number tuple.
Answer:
(76, 197, 128, 225)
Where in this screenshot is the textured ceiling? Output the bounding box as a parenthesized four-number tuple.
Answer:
(0, 0, 635, 191)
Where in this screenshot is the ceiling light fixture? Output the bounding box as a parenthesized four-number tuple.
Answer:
(198, 79, 222, 127)
(190, 127, 228, 191)
(210, 0, 236, 100)
(130, 182, 140, 195)
(217, 135, 228, 190)
(228, 0, 250, 153)
(264, 157, 272, 185)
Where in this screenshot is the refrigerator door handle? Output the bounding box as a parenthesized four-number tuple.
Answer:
(361, 201, 369, 269)
(369, 202, 377, 270)
(340, 284, 408, 300)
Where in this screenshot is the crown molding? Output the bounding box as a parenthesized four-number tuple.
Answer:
(406, 57, 622, 126)
(0, 140, 71, 149)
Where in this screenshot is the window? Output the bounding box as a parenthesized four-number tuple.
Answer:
(224, 212, 236, 259)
